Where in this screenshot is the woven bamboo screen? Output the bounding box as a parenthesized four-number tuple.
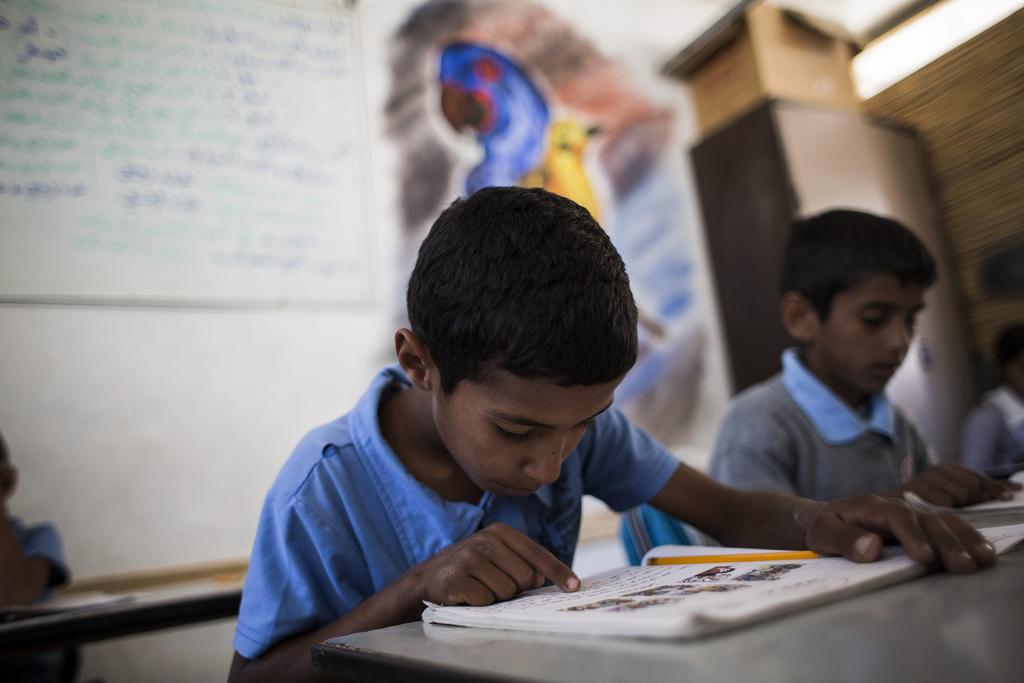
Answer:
(863, 9, 1024, 371)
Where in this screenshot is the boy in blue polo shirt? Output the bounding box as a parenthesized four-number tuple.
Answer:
(230, 192, 998, 683)
(0, 430, 69, 606)
(622, 210, 1016, 562)
(0, 430, 72, 683)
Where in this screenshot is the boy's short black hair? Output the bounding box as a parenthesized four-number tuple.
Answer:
(0, 431, 8, 465)
(780, 209, 937, 320)
(996, 324, 1024, 368)
(407, 186, 638, 393)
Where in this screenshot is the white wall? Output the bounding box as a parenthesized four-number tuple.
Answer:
(0, 305, 391, 575)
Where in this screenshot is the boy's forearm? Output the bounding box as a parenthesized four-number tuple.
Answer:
(230, 566, 429, 683)
(649, 464, 820, 551)
(710, 487, 821, 550)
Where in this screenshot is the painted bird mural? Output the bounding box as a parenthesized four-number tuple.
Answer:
(521, 119, 602, 221)
(439, 42, 550, 194)
(439, 42, 602, 219)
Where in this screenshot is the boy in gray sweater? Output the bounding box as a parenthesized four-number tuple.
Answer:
(622, 210, 1016, 562)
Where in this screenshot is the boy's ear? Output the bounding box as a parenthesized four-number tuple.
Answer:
(394, 328, 436, 391)
(780, 292, 820, 344)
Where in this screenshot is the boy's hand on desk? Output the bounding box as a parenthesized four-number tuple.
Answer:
(894, 463, 1020, 507)
(411, 523, 579, 607)
(799, 496, 996, 574)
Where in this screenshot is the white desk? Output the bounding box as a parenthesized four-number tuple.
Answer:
(313, 522, 1024, 683)
(0, 566, 244, 658)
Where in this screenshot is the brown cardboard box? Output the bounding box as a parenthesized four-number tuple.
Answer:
(664, 2, 859, 136)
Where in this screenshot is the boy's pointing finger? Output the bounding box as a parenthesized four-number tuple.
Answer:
(490, 523, 580, 592)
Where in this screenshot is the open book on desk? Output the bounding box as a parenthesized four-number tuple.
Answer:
(421, 524, 1024, 639)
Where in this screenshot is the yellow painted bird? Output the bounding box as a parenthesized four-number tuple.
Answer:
(521, 119, 602, 221)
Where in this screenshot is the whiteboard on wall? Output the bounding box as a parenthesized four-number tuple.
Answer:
(0, 0, 375, 307)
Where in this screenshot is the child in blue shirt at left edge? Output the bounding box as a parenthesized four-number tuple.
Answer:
(229, 187, 996, 683)
(0, 430, 69, 606)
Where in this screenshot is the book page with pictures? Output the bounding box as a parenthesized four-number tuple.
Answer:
(421, 524, 1024, 638)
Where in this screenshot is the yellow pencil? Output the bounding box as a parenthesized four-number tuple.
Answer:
(646, 551, 820, 566)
